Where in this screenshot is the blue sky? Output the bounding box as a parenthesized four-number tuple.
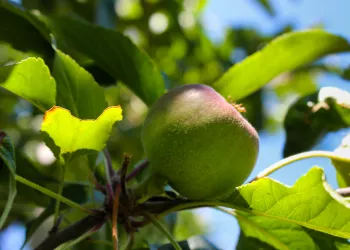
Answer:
(203, 0, 350, 40)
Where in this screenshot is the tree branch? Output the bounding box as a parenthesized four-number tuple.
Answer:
(35, 210, 106, 250)
(126, 160, 149, 182)
(103, 149, 115, 203)
(120, 154, 131, 196)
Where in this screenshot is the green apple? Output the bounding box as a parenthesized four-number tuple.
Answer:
(141, 84, 259, 200)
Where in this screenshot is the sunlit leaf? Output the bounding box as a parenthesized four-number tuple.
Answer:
(213, 30, 350, 101)
(332, 134, 350, 188)
(48, 15, 165, 106)
(273, 71, 317, 99)
(0, 57, 56, 111)
(0, 131, 16, 229)
(40, 106, 122, 160)
(283, 87, 350, 156)
(225, 167, 350, 238)
(236, 212, 350, 250)
(53, 49, 108, 119)
(195, 0, 208, 13)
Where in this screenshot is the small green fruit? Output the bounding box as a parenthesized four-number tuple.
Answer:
(141, 84, 259, 200)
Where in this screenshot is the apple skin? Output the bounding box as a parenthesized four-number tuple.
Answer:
(142, 84, 259, 200)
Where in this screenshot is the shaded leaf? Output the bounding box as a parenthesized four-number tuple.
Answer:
(22, 206, 53, 249)
(236, 232, 275, 250)
(10, 152, 58, 206)
(332, 134, 350, 188)
(283, 92, 327, 157)
(40, 106, 122, 160)
(283, 87, 350, 157)
(254, 0, 275, 16)
(304, 228, 350, 250)
(135, 210, 206, 248)
(0, 150, 59, 230)
(48, 15, 165, 106)
(212, 30, 350, 101)
(0, 57, 56, 111)
(156, 236, 219, 250)
(53, 49, 108, 119)
(0, 150, 59, 237)
(0, 44, 31, 66)
(342, 66, 350, 80)
(319, 87, 350, 125)
(225, 167, 350, 239)
(236, 212, 350, 250)
(0, 1, 51, 56)
(0, 131, 16, 229)
(22, 182, 92, 247)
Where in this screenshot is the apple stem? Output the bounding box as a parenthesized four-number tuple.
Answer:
(120, 154, 131, 197)
(49, 215, 63, 235)
(103, 148, 115, 203)
(250, 150, 350, 182)
(126, 159, 149, 182)
(232, 103, 246, 113)
(144, 212, 182, 250)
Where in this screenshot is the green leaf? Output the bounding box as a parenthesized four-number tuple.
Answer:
(212, 30, 350, 101)
(0, 57, 56, 111)
(225, 167, 350, 239)
(22, 182, 92, 247)
(56, 230, 97, 250)
(40, 106, 122, 159)
(283, 87, 350, 157)
(173, 211, 206, 241)
(48, 15, 165, 106)
(254, 0, 275, 16)
(9, 152, 58, 206)
(319, 87, 350, 125)
(0, 131, 16, 229)
(236, 212, 350, 250)
(273, 71, 317, 99)
(332, 134, 350, 188)
(22, 206, 53, 249)
(53, 49, 108, 119)
(0, 150, 59, 231)
(156, 236, 219, 250)
(0, 44, 31, 66)
(195, 0, 208, 13)
(0, 1, 51, 57)
(236, 232, 275, 250)
(342, 66, 350, 80)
